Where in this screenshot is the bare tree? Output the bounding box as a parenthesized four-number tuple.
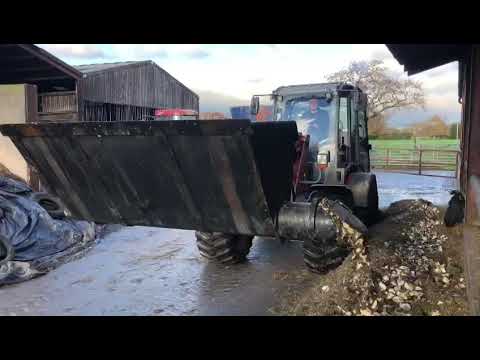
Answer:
(368, 114, 387, 136)
(327, 60, 425, 132)
(413, 115, 449, 138)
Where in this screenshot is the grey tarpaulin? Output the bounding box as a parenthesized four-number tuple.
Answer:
(0, 176, 96, 286)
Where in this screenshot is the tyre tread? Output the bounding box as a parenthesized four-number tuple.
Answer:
(195, 231, 253, 264)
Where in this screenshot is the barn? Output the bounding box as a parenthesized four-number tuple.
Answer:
(76, 61, 199, 122)
(0, 44, 199, 123)
(0, 44, 199, 186)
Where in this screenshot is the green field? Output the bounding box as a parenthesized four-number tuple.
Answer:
(370, 138, 460, 171)
(371, 138, 460, 150)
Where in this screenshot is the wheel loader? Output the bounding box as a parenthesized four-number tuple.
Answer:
(0, 82, 378, 274)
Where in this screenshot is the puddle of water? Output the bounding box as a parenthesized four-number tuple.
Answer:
(374, 170, 457, 208)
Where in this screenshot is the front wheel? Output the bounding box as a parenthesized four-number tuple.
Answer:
(195, 232, 253, 264)
(303, 236, 349, 274)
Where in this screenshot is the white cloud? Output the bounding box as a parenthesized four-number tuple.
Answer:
(110, 44, 209, 60)
(35, 44, 462, 126)
(39, 44, 106, 59)
(174, 45, 210, 59)
(426, 93, 460, 110)
(421, 62, 458, 79)
(350, 44, 404, 71)
(141, 44, 168, 58)
(196, 89, 247, 115)
(164, 45, 461, 124)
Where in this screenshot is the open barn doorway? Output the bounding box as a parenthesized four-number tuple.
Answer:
(368, 60, 462, 210)
(388, 44, 480, 315)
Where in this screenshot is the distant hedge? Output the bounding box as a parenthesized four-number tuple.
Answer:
(369, 133, 412, 140)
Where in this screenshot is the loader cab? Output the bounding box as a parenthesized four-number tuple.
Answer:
(251, 83, 371, 184)
(335, 85, 371, 176)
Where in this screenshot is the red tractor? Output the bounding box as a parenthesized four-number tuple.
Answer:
(0, 82, 377, 274)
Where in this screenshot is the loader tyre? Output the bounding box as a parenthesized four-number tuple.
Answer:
(308, 191, 354, 209)
(29, 192, 66, 220)
(303, 236, 349, 274)
(0, 234, 14, 266)
(355, 176, 379, 226)
(195, 231, 253, 264)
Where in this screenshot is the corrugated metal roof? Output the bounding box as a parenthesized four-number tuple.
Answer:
(74, 61, 150, 74)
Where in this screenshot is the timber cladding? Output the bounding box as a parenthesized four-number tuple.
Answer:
(76, 61, 199, 116)
(0, 45, 199, 123)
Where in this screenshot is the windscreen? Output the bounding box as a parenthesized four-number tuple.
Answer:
(277, 96, 334, 147)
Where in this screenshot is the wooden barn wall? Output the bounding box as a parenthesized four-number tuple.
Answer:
(459, 45, 480, 316)
(77, 63, 199, 117)
(461, 46, 480, 225)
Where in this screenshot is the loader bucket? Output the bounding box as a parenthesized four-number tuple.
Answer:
(0, 120, 298, 236)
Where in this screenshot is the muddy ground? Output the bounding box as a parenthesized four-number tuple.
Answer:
(0, 171, 468, 316)
(270, 201, 468, 316)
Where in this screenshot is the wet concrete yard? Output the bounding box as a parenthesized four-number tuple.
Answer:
(0, 171, 458, 316)
(375, 170, 457, 209)
(0, 227, 315, 316)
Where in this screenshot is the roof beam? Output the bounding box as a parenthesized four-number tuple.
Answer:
(0, 75, 74, 83)
(0, 68, 69, 79)
(0, 44, 21, 49)
(17, 44, 82, 80)
(0, 55, 36, 62)
(4, 66, 60, 73)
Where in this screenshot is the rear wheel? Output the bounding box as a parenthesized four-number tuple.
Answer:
(195, 231, 253, 264)
(355, 176, 379, 226)
(347, 173, 379, 226)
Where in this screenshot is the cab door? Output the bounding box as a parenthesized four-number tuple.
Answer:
(356, 93, 370, 172)
(337, 96, 352, 167)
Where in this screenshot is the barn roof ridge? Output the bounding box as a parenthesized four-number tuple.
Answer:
(148, 61, 199, 100)
(74, 59, 198, 99)
(74, 60, 151, 75)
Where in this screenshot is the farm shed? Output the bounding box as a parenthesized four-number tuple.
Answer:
(387, 44, 480, 314)
(75, 61, 199, 121)
(0, 44, 199, 187)
(0, 44, 199, 123)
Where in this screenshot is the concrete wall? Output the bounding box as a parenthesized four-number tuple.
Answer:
(0, 84, 28, 180)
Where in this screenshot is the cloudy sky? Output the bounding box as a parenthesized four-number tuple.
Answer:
(38, 44, 461, 127)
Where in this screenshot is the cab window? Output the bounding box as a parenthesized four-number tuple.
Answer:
(338, 97, 349, 145)
(358, 110, 367, 141)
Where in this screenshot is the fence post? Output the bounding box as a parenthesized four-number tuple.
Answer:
(455, 151, 460, 179)
(386, 148, 390, 169)
(418, 149, 423, 175)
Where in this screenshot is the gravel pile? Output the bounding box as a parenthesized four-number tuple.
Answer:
(317, 199, 374, 314)
(302, 199, 467, 316)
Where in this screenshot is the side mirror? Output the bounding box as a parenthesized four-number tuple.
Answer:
(250, 96, 260, 115)
(368, 143, 372, 150)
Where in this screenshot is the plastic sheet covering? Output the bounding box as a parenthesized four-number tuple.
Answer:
(0, 176, 96, 286)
